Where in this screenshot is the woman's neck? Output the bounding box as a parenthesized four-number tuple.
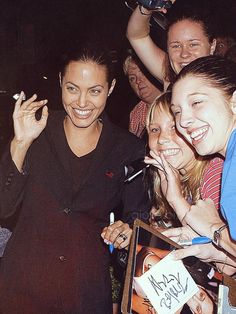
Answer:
(63, 117, 102, 157)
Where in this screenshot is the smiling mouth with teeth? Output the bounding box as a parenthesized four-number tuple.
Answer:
(159, 148, 180, 156)
(190, 127, 208, 143)
(74, 109, 92, 117)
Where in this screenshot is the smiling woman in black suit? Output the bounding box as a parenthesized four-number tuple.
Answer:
(0, 41, 150, 314)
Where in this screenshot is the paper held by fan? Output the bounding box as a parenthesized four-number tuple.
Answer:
(133, 253, 199, 314)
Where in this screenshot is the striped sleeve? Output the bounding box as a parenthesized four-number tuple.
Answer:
(200, 157, 224, 210)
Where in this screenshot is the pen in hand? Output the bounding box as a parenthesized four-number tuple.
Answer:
(109, 212, 115, 254)
(178, 236, 212, 246)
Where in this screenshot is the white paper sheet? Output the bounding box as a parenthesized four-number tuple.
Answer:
(133, 253, 199, 314)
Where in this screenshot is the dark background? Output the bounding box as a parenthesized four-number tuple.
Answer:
(0, 0, 236, 153)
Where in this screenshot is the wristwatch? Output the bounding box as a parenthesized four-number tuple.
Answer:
(212, 224, 228, 248)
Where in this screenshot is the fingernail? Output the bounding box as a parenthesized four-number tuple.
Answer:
(21, 92, 26, 100)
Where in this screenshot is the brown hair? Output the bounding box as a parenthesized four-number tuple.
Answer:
(164, 13, 215, 84)
(173, 55, 236, 99)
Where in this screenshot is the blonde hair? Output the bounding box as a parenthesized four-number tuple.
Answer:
(123, 55, 133, 76)
(146, 92, 209, 223)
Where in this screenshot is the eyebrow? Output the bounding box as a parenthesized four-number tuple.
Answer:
(168, 39, 202, 44)
(149, 119, 174, 125)
(188, 92, 208, 97)
(65, 81, 104, 89)
(170, 92, 208, 107)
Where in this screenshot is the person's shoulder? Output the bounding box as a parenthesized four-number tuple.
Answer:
(208, 156, 224, 167)
(204, 156, 224, 178)
(130, 101, 147, 115)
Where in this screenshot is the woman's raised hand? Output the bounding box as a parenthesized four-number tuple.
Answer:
(145, 150, 182, 199)
(10, 92, 48, 172)
(144, 150, 190, 223)
(13, 92, 48, 144)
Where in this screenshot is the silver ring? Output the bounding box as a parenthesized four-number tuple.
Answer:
(118, 234, 127, 241)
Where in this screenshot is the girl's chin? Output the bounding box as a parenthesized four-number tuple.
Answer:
(169, 159, 184, 170)
(167, 161, 180, 168)
(194, 144, 211, 156)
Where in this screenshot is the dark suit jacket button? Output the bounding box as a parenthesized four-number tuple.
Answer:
(59, 255, 66, 261)
(63, 208, 71, 214)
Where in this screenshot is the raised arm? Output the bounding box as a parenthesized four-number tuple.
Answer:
(11, 92, 48, 172)
(0, 92, 48, 218)
(126, 5, 167, 84)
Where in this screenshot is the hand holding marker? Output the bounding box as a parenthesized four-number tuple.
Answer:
(178, 236, 212, 246)
(109, 212, 115, 253)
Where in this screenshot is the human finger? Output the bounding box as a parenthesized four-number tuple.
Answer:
(159, 152, 172, 171)
(101, 227, 110, 244)
(170, 245, 203, 261)
(14, 91, 26, 109)
(13, 91, 32, 116)
(162, 227, 182, 238)
(24, 99, 48, 113)
(101, 220, 132, 249)
(144, 154, 162, 166)
(106, 220, 132, 249)
(109, 220, 129, 242)
(149, 149, 162, 162)
(145, 151, 166, 172)
(161, 227, 185, 244)
(150, 151, 170, 176)
(101, 220, 124, 244)
(17, 93, 38, 110)
(159, 152, 179, 177)
(37, 104, 49, 125)
(114, 227, 132, 249)
(41, 105, 49, 118)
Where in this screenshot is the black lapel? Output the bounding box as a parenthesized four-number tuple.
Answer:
(45, 110, 73, 184)
(78, 113, 116, 187)
(44, 111, 116, 199)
